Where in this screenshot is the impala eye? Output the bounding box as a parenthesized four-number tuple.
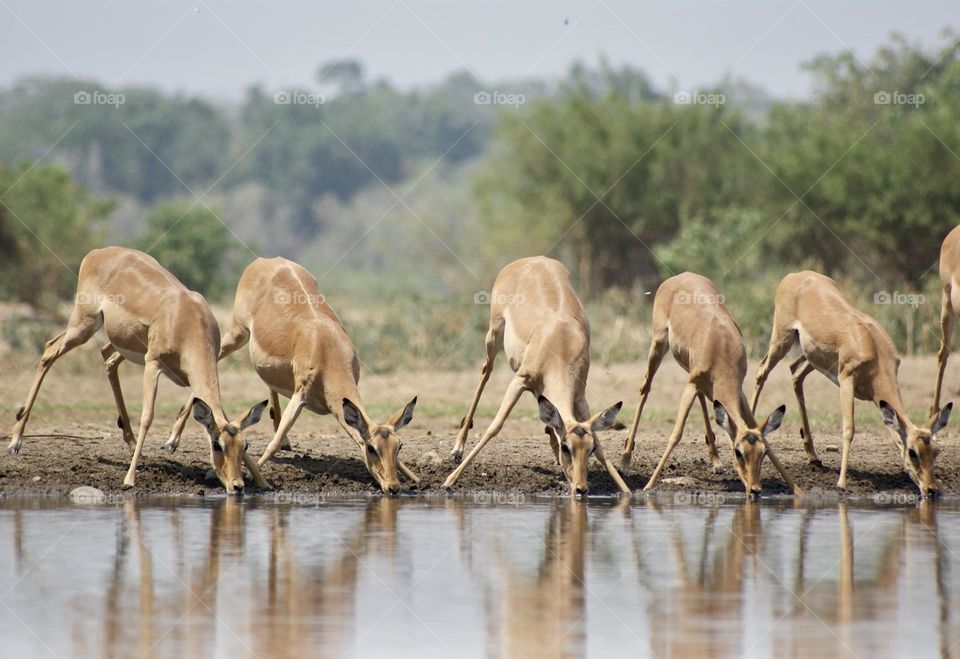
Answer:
(561, 444, 572, 455)
(212, 441, 223, 453)
(909, 447, 919, 462)
(735, 447, 745, 461)
(367, 444, 378, 456)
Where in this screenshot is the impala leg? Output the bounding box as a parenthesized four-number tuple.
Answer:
(443, 376, 526, 489)
(258, 389, 305, 466)
(836, 375, 856, 491)
(932, 290, 954, 416)
(643, 382, 698, 492)
(576, 396, 630, 494)
(268, 390, 294, 451)
(761, 437, 803, 496)
(398, 461, 420, 483)
(622, 330, 668, 470)
(100, 342, 136, 453)
(243, 451, 269, 489)
(163, 393, 195, 453)
(750, 327, 795, 415)
(790, 359, 819, 465)
(699, 393, 723, 473)
(593, 437, 631, 494)
(9, 306, 102, 455)
(122, 360, 161, 489)
(451, 322, 502, 463)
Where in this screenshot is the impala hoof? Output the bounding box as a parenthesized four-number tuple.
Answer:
(121, 482, 135, 491)
(449, 450, 463, 465)
(619, 453, 632, 472)
(7, 444, 20, 457)
(711, 463, 725, 475)
(163, 441, 177, 454)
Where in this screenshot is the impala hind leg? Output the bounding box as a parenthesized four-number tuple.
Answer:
(699, 394, 723, 473)
(122, 360, 161, 489)
(8, 307, 102, 455)
(450, 318, 504, 463)
(443, 376, 526, 489)
(644, 382, 698, 492)
(100, 342, 136, 453)
(790, 358, 819, 464)
(932, 289, 955, 416)
(163, 392, 195, 453)
(622, 328, 669, 470)
(269, 390, 294, 451)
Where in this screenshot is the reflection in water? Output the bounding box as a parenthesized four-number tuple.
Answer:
(2, 497, 960, 657)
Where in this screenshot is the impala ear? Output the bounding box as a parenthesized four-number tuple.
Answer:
(713, 401, 736, 438)
(342, 398, 369, 440)
(928, 402, 953, 434)
(590, 402, 623, 432)
(538, 396, 565, 435)
(239, 400, 269, 430)
(192, 398, 217, 434)
(389, 396, 417, 431)
(761, 405, 786, 436)
(879, 400, 907, 442)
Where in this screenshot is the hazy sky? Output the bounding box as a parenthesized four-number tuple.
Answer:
(1, 1, 955, 100)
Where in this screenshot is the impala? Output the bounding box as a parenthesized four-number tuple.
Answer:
(621, 272, 801, 495)
(7, 247, 268, 493)
(443, 256, 629, 496)
(750, 270, 951, 495)
(165, 257, 420, 494)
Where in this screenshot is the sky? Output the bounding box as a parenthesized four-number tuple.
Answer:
(0, 0, 955, 101)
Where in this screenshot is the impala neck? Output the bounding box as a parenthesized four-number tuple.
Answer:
(712, 372, 756, 429)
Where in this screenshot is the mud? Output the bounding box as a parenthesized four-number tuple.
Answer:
(0, 349, 956, 498)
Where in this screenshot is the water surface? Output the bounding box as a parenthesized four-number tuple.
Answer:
(1, 496, 958, 658)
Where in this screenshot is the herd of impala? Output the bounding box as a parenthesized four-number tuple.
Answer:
(8, 225, 960, 498)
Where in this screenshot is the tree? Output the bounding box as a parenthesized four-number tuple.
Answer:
(133, 203, 247, 299)
(0, 160, 111, 306)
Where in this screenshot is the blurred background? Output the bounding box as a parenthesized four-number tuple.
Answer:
(0, 0, 958, 373)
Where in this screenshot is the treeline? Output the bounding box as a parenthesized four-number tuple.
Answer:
(475, 33, 960, 353)
(1, 35, 959, 364)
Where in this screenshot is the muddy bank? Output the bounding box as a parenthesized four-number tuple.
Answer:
(0, 416, 949, 499)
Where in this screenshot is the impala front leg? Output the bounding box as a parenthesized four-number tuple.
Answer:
(593, 439, 631, 494)
(444, 377, 526, 489)
(622, 331, 668, 470)
(644, 381, 698, 492)
(259, 389, 305, 466)
(837, 375, 856, 491)
(123, 360, 161, 489)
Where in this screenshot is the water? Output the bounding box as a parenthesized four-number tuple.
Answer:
(1, 496, 958, 658)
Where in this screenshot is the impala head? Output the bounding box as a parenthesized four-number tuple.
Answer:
(880, 400, 951, 497)
(714, 401, 785, 496)
(539, 396, 622, 497)
(192, 398, 267, 495)
(342, 397, 417, 495)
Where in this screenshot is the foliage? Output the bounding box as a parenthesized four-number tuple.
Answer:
(132, 203, 248, 299)
(0, 161, 112, 306)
